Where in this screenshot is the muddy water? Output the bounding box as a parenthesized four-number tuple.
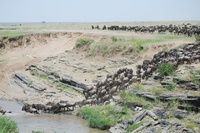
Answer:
(0, 100, 109, 133)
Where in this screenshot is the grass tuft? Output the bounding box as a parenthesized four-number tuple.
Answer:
(0, 116, 18, 133)
(120, 90, 153, 109)
(111, 36, 118, 42)
(157, 62, 175, 76)
(32, 131, 45, 133)
(75, 38, 94, 48)
(77, 105, 129, 130)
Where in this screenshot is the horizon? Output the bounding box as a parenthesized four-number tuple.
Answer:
(1, 20, 200, 23)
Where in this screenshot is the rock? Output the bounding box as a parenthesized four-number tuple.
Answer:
(14, 72, 32, 85)
(173, 109, 188, 119)
(162, 125, 171, 133)
(160, 81, 171, 88)
(153, 108, 168, 119)
(131, 121, 152, 133)
(109, 123, 126, 133)
(97, 66, 105, 70)
(147, 110, 158, 120)
(154, 75, 164, 81)
(182, 128, 194, 133)
(60, 75, 89, 90)
(132, 110, 147, 122)
(121, 119, 128, 129)
(29, 83, 46, 92)
(122, 102, 143, 111)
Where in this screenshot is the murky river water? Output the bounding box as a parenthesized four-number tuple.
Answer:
(0, 100, 109, 133)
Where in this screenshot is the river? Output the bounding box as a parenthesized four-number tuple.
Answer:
(0, 100, 109, 133)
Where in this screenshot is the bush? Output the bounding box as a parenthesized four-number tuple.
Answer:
(75, 38, 94, 48)
(111, 36, 118, 42)
(77, 105, 127, 130)
(157, 62, 175, 76)
(0, 116, 18, 133)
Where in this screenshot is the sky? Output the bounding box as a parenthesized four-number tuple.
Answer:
(0, 0, 200, 22)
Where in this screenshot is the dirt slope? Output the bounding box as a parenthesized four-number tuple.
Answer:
(0, 31, 194, 103)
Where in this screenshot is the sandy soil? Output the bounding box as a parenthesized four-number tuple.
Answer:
(0, 30, 194, 104)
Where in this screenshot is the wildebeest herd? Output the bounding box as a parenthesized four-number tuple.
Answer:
(92, 23, 200, 37)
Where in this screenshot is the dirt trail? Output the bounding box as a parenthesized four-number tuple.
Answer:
(0, 31, 194, 103)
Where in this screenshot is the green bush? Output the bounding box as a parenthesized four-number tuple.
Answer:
(111, 36, 118, 42)
(77, 105, 127, 130)
(75, 38, 93, 48)
(0, 116, 18, 133)
(157, 62, 175, 76)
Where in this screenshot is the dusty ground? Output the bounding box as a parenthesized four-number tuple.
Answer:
(0, 30, 195, 104)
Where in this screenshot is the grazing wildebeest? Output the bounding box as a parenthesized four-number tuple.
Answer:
(102, 25, 106, 30)
(95, 25, 100, 30)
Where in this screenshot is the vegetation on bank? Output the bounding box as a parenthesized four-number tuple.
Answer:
(77, 105, 130, 130)
(75, 34, 192, 57)
(0, 116, 18, 133)
(75, 38, 94, 48)
(157, 62, 175, 76)
(0, 31, 29, 38)
(32, 131, 45, 133)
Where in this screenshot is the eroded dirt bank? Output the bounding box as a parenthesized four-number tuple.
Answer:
(0, 31, 192, 104)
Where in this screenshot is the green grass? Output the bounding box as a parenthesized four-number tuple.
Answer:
(120, 90, 153, 109)
(32, 131, 45, 133)
(0, 116, 18, 133)
(189, 70, 200, 90)
(54, 81, 78, 93)
(132, 83, 145, 91)
(111, 36, 118, 42)
(0, 31, 29, 38)
(75, 38, 94, 48)
(166, 81, 176, 91)
(170, 117, 200, 132)
(127, 122, 143, 132)
(77, 105, 129, 130)
(148, 87, 163, 96)
(30, 70, 48, 79)
(87, 34, 190, 57)
(157, 62, 175, 76)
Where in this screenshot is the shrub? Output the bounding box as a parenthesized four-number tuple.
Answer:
(75, 38, 93, 48)
(0, 116, 18, 133)
(157, 62, 175, 76)
(77, 105, 127, 130)
(111, 36, 118, 42)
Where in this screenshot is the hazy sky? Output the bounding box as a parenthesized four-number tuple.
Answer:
(1, 0, 200, 22)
